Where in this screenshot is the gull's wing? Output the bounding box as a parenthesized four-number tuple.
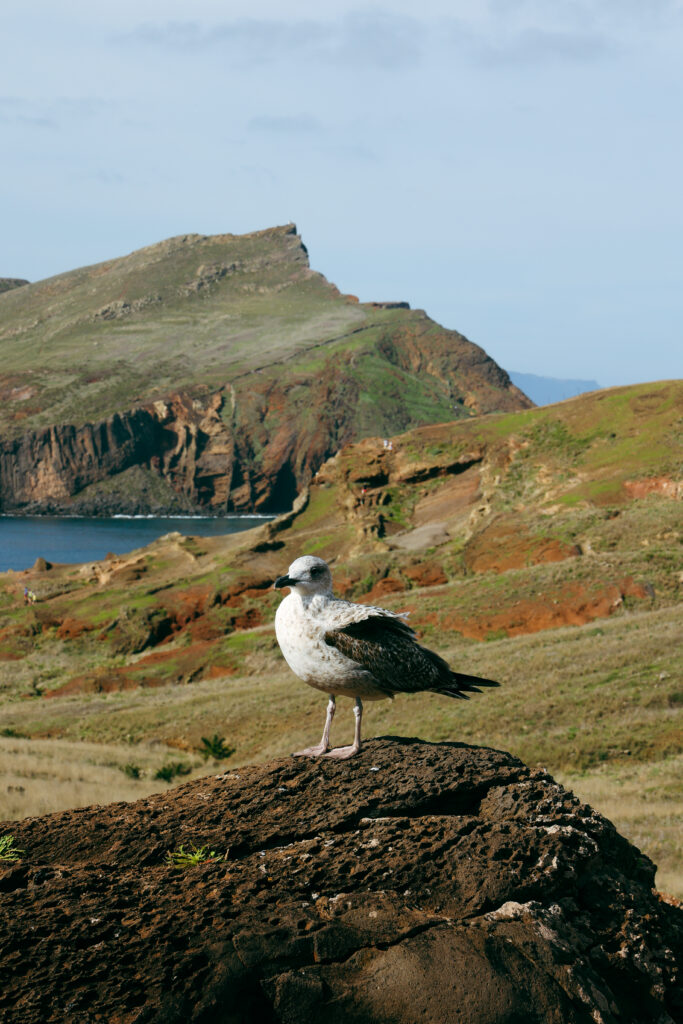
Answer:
(324, 598, 415, 633)
(324, 615, 499, 698)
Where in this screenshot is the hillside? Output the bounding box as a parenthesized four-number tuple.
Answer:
(1, 739, 681, 1023)
(0, 278, 28, 295)
(1, 380, 681, 894)
(0, 224, 529, 513)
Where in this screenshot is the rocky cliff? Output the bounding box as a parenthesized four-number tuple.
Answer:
(1, 739, 680, 1023)
(0, 224, 530, 513)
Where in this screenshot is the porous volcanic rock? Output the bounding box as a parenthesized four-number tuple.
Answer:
(1, 739, 681, 1023)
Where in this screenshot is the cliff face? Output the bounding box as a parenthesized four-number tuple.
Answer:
(0, 324, 530, 515)
(1, 739, 680, 1023)
(0, 224, 530, 514)
(0, 409, 161, 511)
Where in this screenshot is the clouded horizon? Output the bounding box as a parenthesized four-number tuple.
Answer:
(2, 1, 681, 387)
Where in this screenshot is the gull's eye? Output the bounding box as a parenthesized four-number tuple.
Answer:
(309, 565, 323, 578)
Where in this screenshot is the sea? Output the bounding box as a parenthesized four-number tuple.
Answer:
(0, 515, 275, 573)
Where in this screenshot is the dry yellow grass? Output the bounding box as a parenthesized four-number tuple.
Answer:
(558, 756, 683, 898)
(1, 605, 680, 896)
(0, 736, 207, 821)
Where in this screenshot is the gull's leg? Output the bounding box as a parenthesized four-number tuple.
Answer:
(293, 696, 335, 757)
(325, 697, 362, 760)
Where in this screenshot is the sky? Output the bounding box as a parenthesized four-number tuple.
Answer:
(1, 1, 682, 387)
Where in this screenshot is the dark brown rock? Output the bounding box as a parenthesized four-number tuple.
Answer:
(1, 738, 680, 1023)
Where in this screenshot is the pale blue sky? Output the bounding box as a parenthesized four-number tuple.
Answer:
(2, 1, 681, 385)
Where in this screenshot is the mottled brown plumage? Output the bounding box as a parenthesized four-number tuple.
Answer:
(324, 617, 497, 699)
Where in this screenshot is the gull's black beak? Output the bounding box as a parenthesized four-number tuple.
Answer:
(274, 575, 294, 590)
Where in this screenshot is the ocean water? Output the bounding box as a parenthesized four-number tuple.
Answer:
(0, 515, 274, 573)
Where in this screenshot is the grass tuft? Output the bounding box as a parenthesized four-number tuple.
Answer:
(0, 834, 24, 863)
(165, 843, 224, 869)
(155, 761, 192, 782)
(199, 734, 234, 760)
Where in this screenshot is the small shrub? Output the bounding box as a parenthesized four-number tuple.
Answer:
(122, 763, 142, 779)
(0, 835, 24, 863)
(155, 761, 192, 782)
(165, 843, 223, 869)
(199, 734, 234, 761)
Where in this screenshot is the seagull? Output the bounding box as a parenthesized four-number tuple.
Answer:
(274, 554, 499, 759)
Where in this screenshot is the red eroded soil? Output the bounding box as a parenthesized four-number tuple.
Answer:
(161, 586, 213, 629)
(423, 576, 651, 640)
(0, 651, 23, 662)
(361, 578, 406, 603)
(464, 522, 581, 574)
(187, 616, 226, 642)
(204, 663, 238, 679)
(219, 578, 277, 602)
(163, 736, 196, 752)
(43, 670, 158, 697)
(222, 586, 273, 606)
(332, 574, 360, 598)
(624, 476, 680, 499)
(43, 640, 218, 697)
(55, 617, 93, 640)
(404, 562, 448, 587)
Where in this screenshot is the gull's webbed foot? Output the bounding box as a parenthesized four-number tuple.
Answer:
(292, 744, 329, 757)
(323, 743, 361, 760)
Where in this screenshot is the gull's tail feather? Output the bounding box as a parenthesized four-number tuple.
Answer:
(435, 672, 500, 700)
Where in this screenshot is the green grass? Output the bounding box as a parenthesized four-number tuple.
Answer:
(293, 486, 338, 531)
(0, 377, 681, 896)
(2, 604, 679, 774)
(0, 834, 24, 862)
(430, 382, 682, 506)
(198, 734, 234, 760)
(380, 486, 414, 528)
(165, 843, 224, 869)
(0, 602, 680, 893)
(0, 225, 369, 439)
(155, 761, 192, 782)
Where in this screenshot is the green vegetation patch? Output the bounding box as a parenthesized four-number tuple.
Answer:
(292, 486, 338, 531)
(166, 843, 224, 869)
(0, 834, 24, 862)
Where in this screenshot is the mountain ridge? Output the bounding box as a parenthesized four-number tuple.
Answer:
(0, 223, 530, 513)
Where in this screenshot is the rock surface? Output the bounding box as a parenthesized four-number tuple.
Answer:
(1, 738, 680, 1023)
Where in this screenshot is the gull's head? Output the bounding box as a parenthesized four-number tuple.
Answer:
(274, 555, 333, 595)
